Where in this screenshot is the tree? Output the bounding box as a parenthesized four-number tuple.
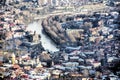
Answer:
(83, 22, 92, 34)
(40, 51, 51, 61)
(42, 19, 48, 27)
(108, 59, 120, 74)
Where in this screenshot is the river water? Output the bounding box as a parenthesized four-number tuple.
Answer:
(27, 21, 59, 52)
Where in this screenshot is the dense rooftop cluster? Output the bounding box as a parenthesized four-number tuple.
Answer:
(0, 0, 120, 80)
(42, 12, 120, 48)
(41, 9, 120, 79)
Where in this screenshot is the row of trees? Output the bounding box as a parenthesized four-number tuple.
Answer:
(42, 13, 102, 47)
(42, 16, 67, 45)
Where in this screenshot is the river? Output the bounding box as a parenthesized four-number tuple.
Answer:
(26, 21, 59, 52)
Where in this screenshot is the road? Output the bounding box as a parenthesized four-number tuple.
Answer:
(33, 3, 109, 20)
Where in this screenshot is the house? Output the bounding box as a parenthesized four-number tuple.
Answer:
(109, 74, 118, 80)
(37, 0, 48, 6)
(0, 56, 3, 63)
(92, 62, 101, 68)
(78, 58, 84, 62)
(107, 57, 118, 62)
(51, 0, 59, 6)
(84, 52, 95, 58)
(33, 33, 40, 43)
(69, 56, 79, 62)
(63, 54, 68, 61)
(64, 46, 81, 53)
(62, 62, 79, 67)
(65, 67, 78, 71)
(53, 65, 65, 71)
(52, 70, 62, 76)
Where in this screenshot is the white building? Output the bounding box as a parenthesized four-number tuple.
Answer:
(63, 54, 68, 61)
(62, 62, 79, 67)
(51, 0, 59, 6)
(38, 0, 48, 6)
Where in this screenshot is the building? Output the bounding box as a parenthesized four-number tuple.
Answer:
(37, 0, 48, 6)
(0, 56, 3, 63)
(47, 0, 52, 6)
(0, 0, 6, 6)
(51, 0, 59, 6)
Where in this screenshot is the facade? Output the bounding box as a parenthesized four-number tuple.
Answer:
(47, 0, 52, 6)
(0, 56, 3, 63)
(38, 0, 48, 6)
(51, 0, 59, 6)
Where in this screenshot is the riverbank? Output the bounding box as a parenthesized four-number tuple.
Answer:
(27, 21, 59, 52)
